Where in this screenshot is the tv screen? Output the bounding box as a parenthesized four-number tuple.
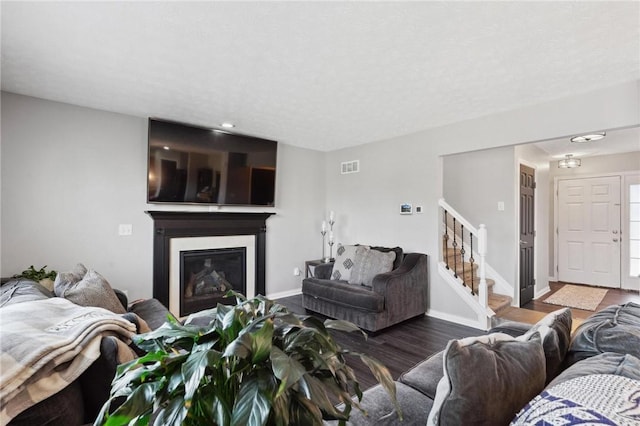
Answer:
(148, 119, 277, 206)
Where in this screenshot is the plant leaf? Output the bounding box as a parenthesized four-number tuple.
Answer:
(182, 343, 219, 401)
(289, 394, 323, 426)
(270, 346, 306, 397)
(323, 319, 367, 338)
(297, 373, 345, 419)
(251, 318, 274, 364)
(231, 376, 271, 426)
(223, 331, 252, 359)
(358, 353, 402, 419)
(154, 396, 188, 426)
(107, 381, 162, 422)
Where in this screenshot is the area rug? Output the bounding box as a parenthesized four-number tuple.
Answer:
(543, 284, 608, 311)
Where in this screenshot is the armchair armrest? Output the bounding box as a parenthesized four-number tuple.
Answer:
(372, 253, 428, 316)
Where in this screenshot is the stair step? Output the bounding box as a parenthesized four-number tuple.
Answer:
(488, 293, 512, 313)
(445, 247, 474, 259)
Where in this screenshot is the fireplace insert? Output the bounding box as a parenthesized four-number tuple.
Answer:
(179, 247, 246, 316)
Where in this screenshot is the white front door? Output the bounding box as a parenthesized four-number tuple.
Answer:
(558, 176, 621, 288)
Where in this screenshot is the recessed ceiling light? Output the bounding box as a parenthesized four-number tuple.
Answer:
(221, 122, 235, 129)
(570, 132, 606, 143)
(163, 146, 170, 150)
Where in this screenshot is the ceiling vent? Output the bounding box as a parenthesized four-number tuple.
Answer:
(341, 160, 360, 174)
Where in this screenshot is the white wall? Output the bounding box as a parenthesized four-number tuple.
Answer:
(0, 92, 325, 299)
(443, 146, 516, 285)
(325, 80, 640, 325)
(2, 80, 638, 326)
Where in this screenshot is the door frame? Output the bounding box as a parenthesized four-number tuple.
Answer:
(552, 171, 636, 288)
(622, 172, 640, 291)
(514, 159, 539, 307)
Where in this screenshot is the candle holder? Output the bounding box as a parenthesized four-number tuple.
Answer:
(328, 239, 335, 262)
(321, 229, 329, 263)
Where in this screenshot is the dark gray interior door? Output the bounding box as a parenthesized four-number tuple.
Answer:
(519, 164, 535, 306)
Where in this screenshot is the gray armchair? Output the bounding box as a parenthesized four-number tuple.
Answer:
(302, 251, 428, 332)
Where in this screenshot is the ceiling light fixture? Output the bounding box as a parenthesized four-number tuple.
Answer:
(558, 154, 581, 168)
(221, 122, 235, 129)
(163, 146, 170, 150)
(570, 132, 606, 143)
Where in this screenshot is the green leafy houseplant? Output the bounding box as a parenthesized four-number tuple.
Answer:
(12, 265, 57, 282)
(96, 293, 400, 426)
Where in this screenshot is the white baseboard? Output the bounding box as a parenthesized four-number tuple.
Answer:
(426, 309, 485, 331)
(534, 286, 551, 300)
(267, 288, 302, 300)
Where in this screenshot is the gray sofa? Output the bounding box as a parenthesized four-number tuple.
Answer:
(332, 302, 640, 425)
(302, 247, 428, 332)
(0, 278, 172, 426)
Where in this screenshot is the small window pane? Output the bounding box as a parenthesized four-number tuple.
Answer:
(631, 258, 640, 277)
(631, 239, 640, 259)
(630, 184, 640, 203)
(631, 222, 640, 240)
(631, 203, 640, 221)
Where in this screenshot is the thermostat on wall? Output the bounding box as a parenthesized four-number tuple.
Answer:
(400, 203, 413, 215)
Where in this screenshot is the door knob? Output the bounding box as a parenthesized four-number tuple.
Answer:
(613, 230, 618, 234)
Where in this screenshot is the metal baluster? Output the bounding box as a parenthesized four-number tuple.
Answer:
(460, 224, 466, 289)
(443, 210, 450, 270)
(452, 218, 458, 278)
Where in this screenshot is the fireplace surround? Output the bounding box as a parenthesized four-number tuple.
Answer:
(146, 211, 274, 315)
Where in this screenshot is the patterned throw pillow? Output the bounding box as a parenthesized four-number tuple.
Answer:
(348, 247, 396, 287)
(331, 245, 367, 281)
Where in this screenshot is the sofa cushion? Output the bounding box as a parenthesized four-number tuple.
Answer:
(370, 246, 404, 270)
(128, 298, 175, 330)
(548, 352, 640, 388)
(568, 302, 640, 363)
(54, 267, 126, 314)
(331, 244, 366, 281)
(427, 332, 546, 426)
(348, 247, 396, 287)
(519, 308, 572, 383)
(399, 351, 444, 399)
(7, 379, 85, 426)
(301, 278, 384, 312)
(325, 382, 432, 426)
(512, 374, 640, 425)
(489, 320, 532, 337)
(0, 279, 53, 308)
(53, 263, 88, 293)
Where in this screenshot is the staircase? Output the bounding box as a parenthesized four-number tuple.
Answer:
(444, 247, 512, 314)
(438, 199, 514, 330)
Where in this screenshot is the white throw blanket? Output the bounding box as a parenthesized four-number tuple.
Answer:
(0, 297, 137, 423)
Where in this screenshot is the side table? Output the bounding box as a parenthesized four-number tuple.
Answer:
(305, 259, 334, 278)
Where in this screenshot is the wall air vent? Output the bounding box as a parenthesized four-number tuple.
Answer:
(341, 160, 360, 174)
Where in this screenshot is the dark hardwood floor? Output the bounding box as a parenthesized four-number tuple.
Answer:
(275, 295, 481, 390)
(525, 281, 640, 316)
(277, 283, 639, 390)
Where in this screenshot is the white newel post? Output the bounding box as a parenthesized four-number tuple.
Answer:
(478, 224, 488, 309)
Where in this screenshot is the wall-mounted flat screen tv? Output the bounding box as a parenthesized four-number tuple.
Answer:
(148, 119, 277, 206)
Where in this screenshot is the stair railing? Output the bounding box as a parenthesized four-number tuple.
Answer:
(439, 199, 488, 309)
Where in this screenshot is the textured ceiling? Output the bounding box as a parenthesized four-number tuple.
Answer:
(2, 2, 639, 152)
